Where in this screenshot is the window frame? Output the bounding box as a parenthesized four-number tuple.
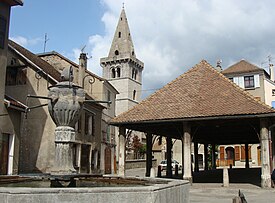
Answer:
(244, 75, 254, 88)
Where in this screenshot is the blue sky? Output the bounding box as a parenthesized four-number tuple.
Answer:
(10, 0, 105, 55)
(9, 0, 275, 98)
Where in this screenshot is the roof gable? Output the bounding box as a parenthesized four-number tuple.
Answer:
(222, 59, 264, 75)
(8, 40, 61, 82)
(111, 60, 274, 124)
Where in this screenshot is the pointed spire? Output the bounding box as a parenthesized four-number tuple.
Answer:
(108, 8, 136, 58)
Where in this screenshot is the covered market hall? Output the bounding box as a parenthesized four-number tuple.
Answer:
(110, 60, 275, 188)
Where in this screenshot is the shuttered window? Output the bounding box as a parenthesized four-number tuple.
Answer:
(235, 146, 240, 161)
(220, 146, 225, 160)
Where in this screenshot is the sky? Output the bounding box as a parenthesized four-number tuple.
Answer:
(9, 0, 275, 98)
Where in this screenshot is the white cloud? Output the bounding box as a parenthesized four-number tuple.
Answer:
(79, 0, 275, 98)
(10, 36, 42, 47)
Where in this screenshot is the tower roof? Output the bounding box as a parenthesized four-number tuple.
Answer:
(108, 8, 136, 58)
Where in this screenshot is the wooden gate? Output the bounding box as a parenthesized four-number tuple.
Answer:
(0, 134, 9, 175)
(104, 147, 111, 174)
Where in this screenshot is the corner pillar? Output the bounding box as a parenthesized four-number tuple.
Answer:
(183, 122, 192, 182)
(118, 127, 126, 176)
(260, 119, 271, 188)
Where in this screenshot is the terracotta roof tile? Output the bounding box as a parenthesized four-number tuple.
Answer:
(8, 40, 61, 82)
(222, 59, 264, 75)
(111, 60, 275, 124)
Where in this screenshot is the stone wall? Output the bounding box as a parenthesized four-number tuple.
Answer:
(125, 159, 157, 169)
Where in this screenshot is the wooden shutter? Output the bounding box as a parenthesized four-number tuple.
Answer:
(241, 145, 245, 161)
(220, 146, 225, 160)
(235, 146, 240, 161)
(238, 76, 244, 88)
(254, 74, 260, 88)
(233, 77, 239, 85)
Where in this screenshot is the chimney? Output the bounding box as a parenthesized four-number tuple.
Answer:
(270, 63, 274, 82)
(78, 53, 87, 87)
(216, 59, 222, 72)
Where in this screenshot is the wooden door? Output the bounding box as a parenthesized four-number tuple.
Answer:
(0, 134, 9, 175)
(104, 147, 111, 174)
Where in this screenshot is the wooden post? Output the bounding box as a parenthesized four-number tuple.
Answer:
(204, 144, 208, 171)
(166, 137, 173, 177)
(145, 133, 152, 177)
(194, 142, 199, 172)
(245, 143, 249, 169)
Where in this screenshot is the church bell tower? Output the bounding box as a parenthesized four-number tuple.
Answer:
(100, 8, 144, 116)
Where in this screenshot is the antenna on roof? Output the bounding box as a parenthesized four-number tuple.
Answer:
(81, 45, 86, 53)
(43, 33, 49, 53)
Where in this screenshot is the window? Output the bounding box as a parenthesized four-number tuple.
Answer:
(111, 68, 116, 78)
(115, 50, 119, 55)
(6, 67, 27, 86)
(117, 68, 121, 78)
(85, 113, 95, 136)
(272, 101, 275, 108)
(118, 32, 121, 38)
(107, 90, 111, 107)
(133, 90, 136, 100)
(132, 69, 137, 80)
(244, 76, 254, 88)
(0, 16, 7, 49)
(272, 89, 275, 96)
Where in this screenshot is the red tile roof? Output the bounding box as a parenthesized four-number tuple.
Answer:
(111, 60, 275, 124)
(4, 94, 27, 111)
(8, 40, 61, 82)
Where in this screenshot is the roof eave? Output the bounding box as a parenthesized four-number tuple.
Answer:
(110, 113, 275, 126)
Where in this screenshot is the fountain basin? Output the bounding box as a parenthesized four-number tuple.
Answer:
(0, 175, 189, 203)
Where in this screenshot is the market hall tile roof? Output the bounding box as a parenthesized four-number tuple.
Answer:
(222, 59, 264, 75)
(111, 60, 275, 125)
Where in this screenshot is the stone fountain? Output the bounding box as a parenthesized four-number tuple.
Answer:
(48, 66, 85, 176)
(0, 66, 190, 202)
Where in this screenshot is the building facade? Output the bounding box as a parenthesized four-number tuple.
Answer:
(217, 59, 275, 168)
(0, 0, 23, 175)
(5, 40, 106, 174)
(38, 51, 118, 174)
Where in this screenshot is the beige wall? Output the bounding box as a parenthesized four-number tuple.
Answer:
(263, 79, 275, 107)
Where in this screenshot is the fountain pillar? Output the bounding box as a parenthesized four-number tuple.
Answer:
(48, 67, 85, 175)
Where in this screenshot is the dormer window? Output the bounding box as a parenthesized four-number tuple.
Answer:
(244, 76, 254, 88)
(115, 50, 119, 55)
